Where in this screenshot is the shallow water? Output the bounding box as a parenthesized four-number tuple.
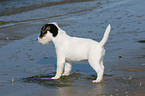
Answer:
(0, 0, 96, 24)
(0, 0, 63, 16)
(0, 0, 145, 96)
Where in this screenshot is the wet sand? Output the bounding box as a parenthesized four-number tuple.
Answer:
(0, 0, 145, 96)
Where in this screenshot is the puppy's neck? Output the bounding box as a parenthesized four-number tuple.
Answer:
(52, 29, 69, 47)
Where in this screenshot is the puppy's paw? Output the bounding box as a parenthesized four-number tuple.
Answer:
(62, 73, 70, 76)
(51, 77, 59, 80)
(92, 80, 101, 83)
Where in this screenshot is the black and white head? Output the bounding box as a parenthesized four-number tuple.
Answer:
(38, 22, 59, 45)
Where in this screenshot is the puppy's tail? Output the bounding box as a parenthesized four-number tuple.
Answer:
(100, 24, 111, 46)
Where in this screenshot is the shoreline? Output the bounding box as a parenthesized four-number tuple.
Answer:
(0, 0, 94, 16)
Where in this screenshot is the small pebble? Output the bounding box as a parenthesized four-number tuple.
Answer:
(6, 37, 9, 40)
(118, 56, 122, 58)
(125, 92, 128, 94)
(115, 89, 119, 91)
(139, 82, 142, 86)
(11, 78, 14, 83)
(128, 76, 132, 80)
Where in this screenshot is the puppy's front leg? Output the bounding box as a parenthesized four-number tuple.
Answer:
(51, 56, 65, 79)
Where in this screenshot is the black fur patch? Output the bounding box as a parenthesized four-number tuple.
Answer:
(39, 24, 58, 38)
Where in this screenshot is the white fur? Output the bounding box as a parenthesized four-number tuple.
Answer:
(38, 22, 111, 83)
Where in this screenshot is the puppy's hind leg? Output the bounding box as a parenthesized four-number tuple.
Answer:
(88, 56, 104, 83)
(62, 61, 72, 76)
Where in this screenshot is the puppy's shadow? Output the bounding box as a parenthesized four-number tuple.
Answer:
(22, 72, 89, 87)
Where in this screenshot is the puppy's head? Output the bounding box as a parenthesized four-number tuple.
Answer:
(38, 23, 58, 45)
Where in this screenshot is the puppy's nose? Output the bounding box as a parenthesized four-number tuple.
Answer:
(37, 37, 39, 41)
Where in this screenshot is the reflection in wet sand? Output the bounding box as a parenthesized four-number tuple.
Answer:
(57, 83, 105, 96)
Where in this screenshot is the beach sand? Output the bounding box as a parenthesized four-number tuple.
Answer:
(0, 0, 145, 96)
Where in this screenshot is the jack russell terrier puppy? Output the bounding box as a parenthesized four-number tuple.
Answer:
(38, 22, 111, 83)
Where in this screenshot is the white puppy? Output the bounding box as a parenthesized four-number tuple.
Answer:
(38, 22, 111, 83)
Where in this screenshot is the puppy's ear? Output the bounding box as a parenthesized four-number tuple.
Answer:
(48, 24, 58, 37)
(39, 24, 49, 38)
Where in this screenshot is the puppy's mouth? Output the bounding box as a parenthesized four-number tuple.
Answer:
(38, 36, 49, 45)
(37, 37, 43, 44)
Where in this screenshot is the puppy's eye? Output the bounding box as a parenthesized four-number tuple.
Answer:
(41, 30, 47, 34)
(39, 31, 47, 38)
